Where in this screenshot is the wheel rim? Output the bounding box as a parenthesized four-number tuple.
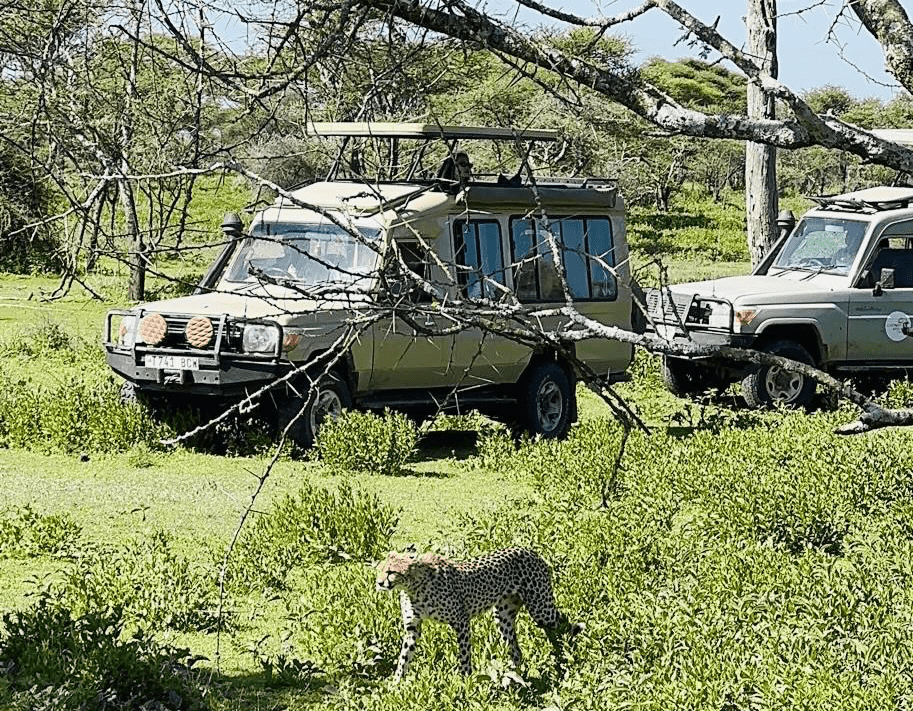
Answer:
(764, 366, 804, 403)
(309, 388, 343, 435)
(535, 379, 564, 432)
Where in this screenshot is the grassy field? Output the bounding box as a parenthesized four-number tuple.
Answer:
(2, 221, 913, 709)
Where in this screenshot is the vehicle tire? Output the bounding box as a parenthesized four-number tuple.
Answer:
(119, 380, 170, 419)
(277, 374, 352, 449)
(661, 356, 712, 397)
(520, 362, 574, 439)
(741, 340, 816, 409)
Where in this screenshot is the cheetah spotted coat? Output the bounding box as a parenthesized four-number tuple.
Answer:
(375, 547, 581, 680)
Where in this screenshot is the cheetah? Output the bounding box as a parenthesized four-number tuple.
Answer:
(375, 547, 582, 681)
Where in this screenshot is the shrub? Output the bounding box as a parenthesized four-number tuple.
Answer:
(0, 372, 171, 454)
(0, 505, 80, 559)
(226, 479, 399, 592)
(0, 593, 203, 710)
(0, 320, 86, 359)
(61, 529, 219, 632)
(316, 409, 417, 475)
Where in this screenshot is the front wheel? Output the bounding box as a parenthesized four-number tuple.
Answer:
(520, 362, 574, 439)
(661, 356, 714, 397)
(741, 340, 816, 409)
(277, 374, 352, 449)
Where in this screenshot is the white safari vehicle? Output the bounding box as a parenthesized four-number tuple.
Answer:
(648, 185, 913, 407)
(104, 123, 635, 445)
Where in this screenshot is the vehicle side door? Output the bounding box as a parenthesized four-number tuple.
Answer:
(846, 220, 913, 364)
(450, 217, 529, 386)
(367, 235, 462, 391)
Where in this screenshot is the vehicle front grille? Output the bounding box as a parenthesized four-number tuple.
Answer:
(646, 290, 692, 325)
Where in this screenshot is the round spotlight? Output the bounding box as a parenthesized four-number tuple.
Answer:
(185, 316, 214, 349)
(139, 313, 167, 345)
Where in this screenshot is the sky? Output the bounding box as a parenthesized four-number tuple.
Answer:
(485, 0, 913, 101)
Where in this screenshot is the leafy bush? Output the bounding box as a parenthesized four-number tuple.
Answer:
(0, 593, 203, 710)
(226, 479, 399, 592)
(882, 377, 913, 408)
(316, 409, 417, 475)
(62, 529, 218, 632)
(0, 320, 87, 359)
(0, 505, 80, 559)
(0, 372, 171, 454)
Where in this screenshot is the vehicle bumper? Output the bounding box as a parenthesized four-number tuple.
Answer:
(652, 328, 756, 350)
(106, 348, 284, 398)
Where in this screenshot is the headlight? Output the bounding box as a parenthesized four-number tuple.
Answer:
(689, 300, 731, 328)
(242, 323, 279, 353)
(706, 302, 731, 329)
(118, 314, 138, 347)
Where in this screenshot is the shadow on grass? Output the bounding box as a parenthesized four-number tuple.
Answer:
(413, 429, 479, 463)
(213, 663, 565, 707)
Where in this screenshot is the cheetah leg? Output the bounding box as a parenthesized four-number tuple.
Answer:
(393, 621, 422, 681)
(495, 597, 523, 668)
(393, 593, 422, 682)
(450, 617, 472, 676)
(525, 595, 572, 675)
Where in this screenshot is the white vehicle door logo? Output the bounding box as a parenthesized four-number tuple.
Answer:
(885, 311, 911, 342)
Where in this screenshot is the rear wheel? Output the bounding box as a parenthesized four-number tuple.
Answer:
(741, 340, 816, 408)
(520, 362, 573, 439)
(277, 374, 352, 449)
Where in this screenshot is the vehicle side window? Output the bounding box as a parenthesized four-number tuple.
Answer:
(509, 216, 616, 302)
(866, 238, 913, 288)
(397, 242, 432, 303)
(454, 220, 505, 299)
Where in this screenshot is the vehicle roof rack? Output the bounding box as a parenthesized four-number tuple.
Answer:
(810, 186, 913, 213)
(305, 122, 560, 142)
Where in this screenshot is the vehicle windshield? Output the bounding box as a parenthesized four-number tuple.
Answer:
(771, 216, 868, 275)
(223, 221, 381, 290)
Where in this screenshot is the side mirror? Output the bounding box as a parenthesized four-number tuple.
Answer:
(874, 267, 895, 296)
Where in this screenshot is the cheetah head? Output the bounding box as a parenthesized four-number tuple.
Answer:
(376, 552, 444, 592)
(375, 552, 415, 592)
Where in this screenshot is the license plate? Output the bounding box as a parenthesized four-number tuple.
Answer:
(144, 354, 199, 370)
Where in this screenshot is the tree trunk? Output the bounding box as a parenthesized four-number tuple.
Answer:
(122, 177, 145, 301)
(745, 0, 779, 267)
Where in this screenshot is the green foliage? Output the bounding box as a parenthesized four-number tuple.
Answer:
(0, 145, 60, 273)
(316, 409, 418, 475)
(256, 563, 400, 680)
(0, 319, 78, 356)
(643, 58, 746, 114)
(0, 592, 203, 710)
(629, 190, 748, 260)
(0, 505, 80, 559)
(61, 529, 218, 632)
(882, 378, 913, 408)
(0, 371, 171, 454)
(426, 409, 913, 709)
(226, 479, 399, 592)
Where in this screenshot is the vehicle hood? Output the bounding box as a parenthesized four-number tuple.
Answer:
(130, 284, 360, 322)
(666, 273, 844, 305)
